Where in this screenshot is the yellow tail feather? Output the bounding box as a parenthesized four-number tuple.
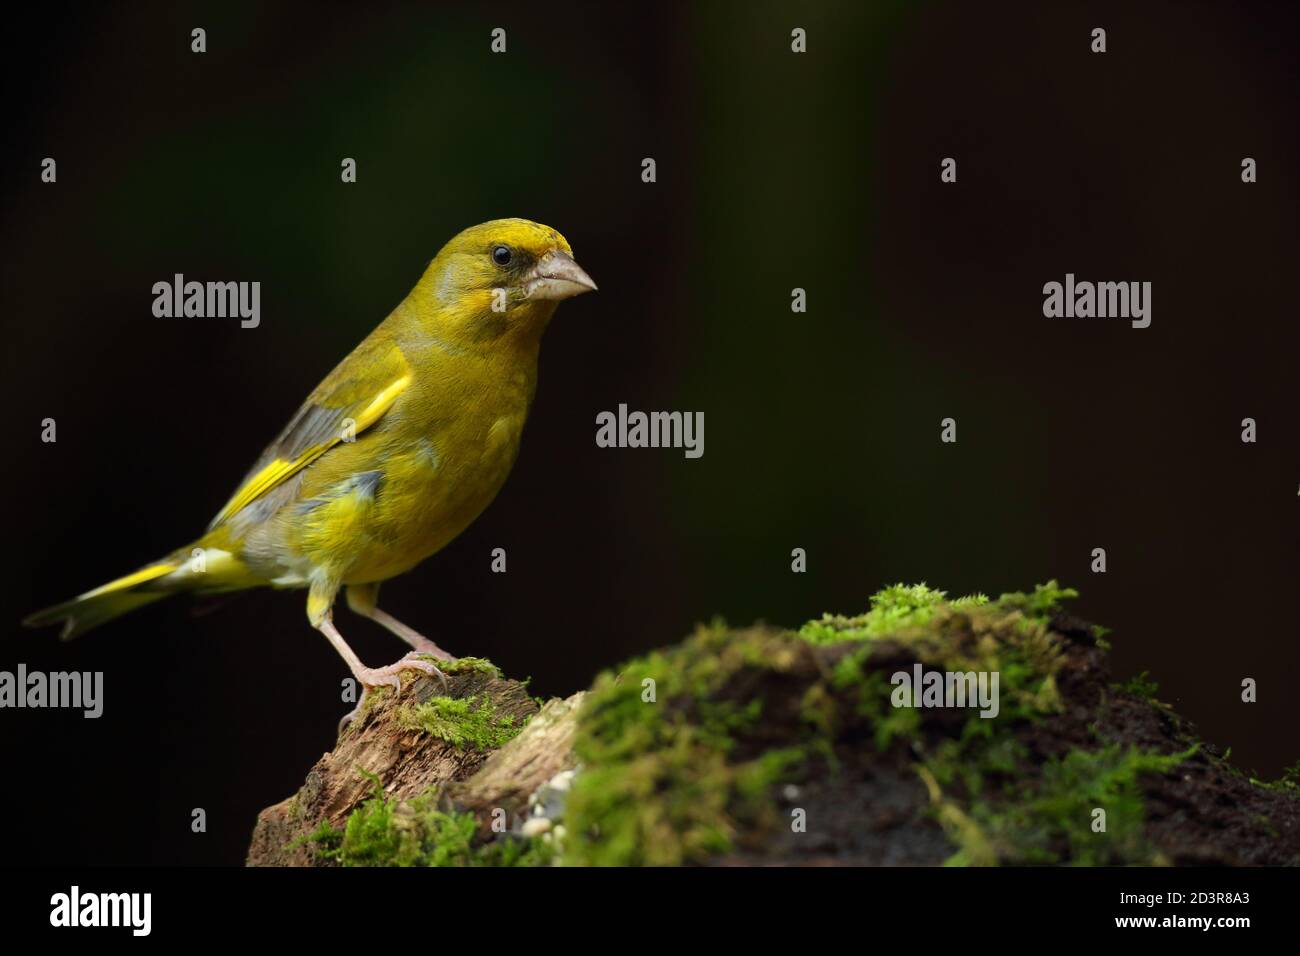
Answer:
(24, 532, 263, 640)
(23, 588, 172, 641)
(23, 563, 178, 641)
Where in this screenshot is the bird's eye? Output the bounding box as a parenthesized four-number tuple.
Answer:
(491, 245, 513, 266)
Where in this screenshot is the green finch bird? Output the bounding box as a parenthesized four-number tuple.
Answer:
(25, 218, 596, 717)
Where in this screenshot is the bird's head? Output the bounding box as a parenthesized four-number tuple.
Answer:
(413, 218, 596, 346)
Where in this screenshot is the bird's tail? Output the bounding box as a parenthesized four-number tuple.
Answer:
(22, 535, 256, 640)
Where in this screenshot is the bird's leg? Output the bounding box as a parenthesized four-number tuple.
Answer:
(346, 583, 458, 662)
(368, 607, 460, 662)
(316, 609, 446, 733)
(319, 611, 446, 689)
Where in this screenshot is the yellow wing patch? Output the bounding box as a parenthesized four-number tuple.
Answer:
(357, 376, 411, 424)
(211, 373, 410, 526)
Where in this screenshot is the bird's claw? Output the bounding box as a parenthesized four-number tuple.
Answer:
(398, 651, 450, 692)
(356, 654, 445, 692)
(340, 655, 449, 735)
(338, 706, 361, 736)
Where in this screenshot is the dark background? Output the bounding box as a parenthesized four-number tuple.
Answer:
(2, 1, 1297, 865)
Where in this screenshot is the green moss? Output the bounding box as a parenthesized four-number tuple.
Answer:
(826, 598, 1064, 726)
(565, 623, 806, 866)
(931, 743, 1197, 866)
(1251, 760, 1300, 792)
(306, 773, 553, 867)
(397, 695, 524, 750)
(798, 582, 990, 645)
(994, 581, 1080, 621)
(344, 685, 390, 729)
(797, 581, 1076, 650)
(1115, 670, 1160, 700)
(295, 817, 345, 856)
(563, 581, 1210, 866)
(432, 656, 502, 678)
(830, 654, 921, 750)
(565, 584, 1088, 865)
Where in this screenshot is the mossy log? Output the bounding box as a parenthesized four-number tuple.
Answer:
(246, 659, 578, 866)
(246, 585, 1300, 867)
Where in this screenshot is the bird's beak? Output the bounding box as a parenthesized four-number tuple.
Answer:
(524, 251, 597, 301)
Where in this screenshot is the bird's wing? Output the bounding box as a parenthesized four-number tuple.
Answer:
(208, 337, 412, 530)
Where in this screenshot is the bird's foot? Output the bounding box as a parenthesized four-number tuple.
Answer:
(356, 652, 447, 692)
(338, 653, 448, 735)
(339, 707, 361, 736)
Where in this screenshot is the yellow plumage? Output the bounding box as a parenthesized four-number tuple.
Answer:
(24, 218, 596, 709)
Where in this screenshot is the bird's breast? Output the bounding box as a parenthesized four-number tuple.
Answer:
(291, 346, 540, 584)
(337, 402, 529, 581)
